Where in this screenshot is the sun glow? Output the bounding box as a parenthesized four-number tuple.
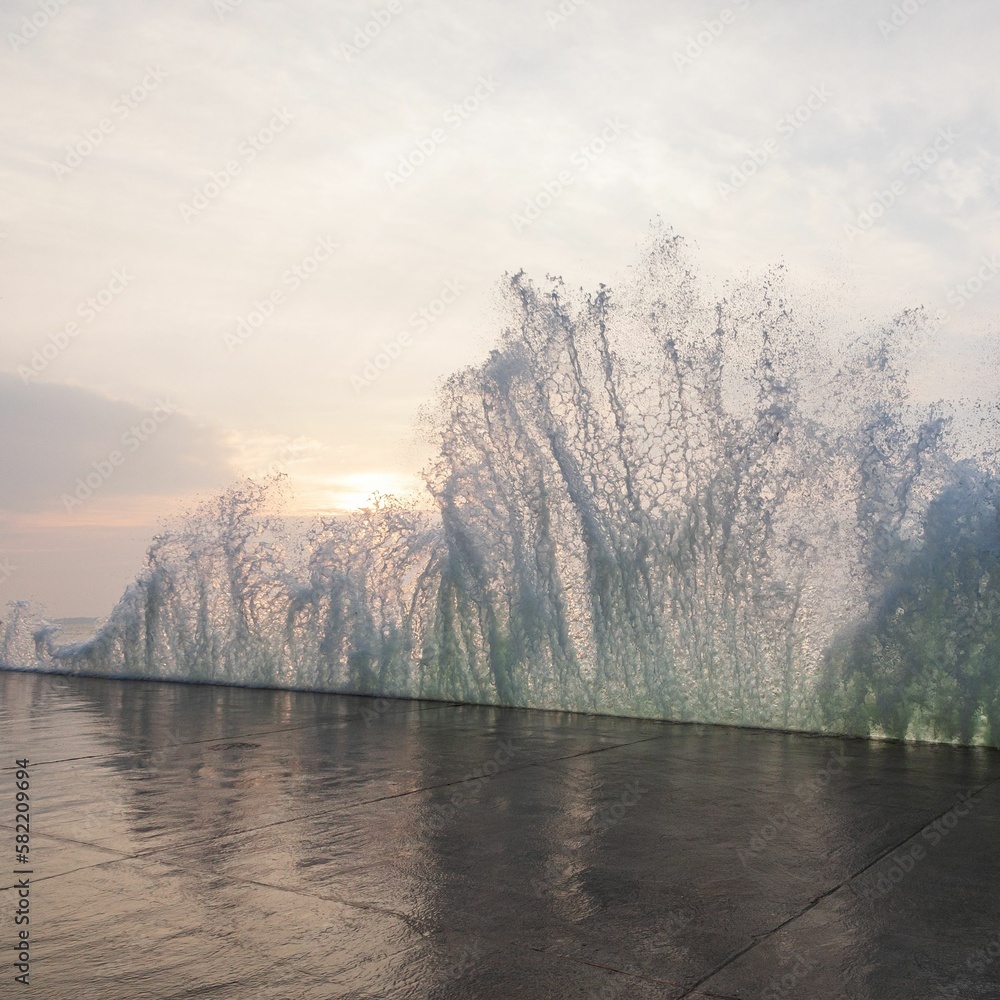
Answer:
(301, 472, 426, 514)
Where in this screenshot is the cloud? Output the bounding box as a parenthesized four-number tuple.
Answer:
(0, 373, 236, 514)
(1, 0, 999, 614)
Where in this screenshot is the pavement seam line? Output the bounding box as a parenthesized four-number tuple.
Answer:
(677, 772, 1000, 997)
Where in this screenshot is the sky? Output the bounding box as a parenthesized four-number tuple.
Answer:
(2, 0, 999, 616)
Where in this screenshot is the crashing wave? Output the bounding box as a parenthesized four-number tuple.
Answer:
(6, 229, 998, 745)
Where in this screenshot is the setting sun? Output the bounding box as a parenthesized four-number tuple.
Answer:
(304, 471, 426, 514)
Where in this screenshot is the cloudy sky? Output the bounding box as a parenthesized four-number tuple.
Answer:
(2, 0, 998, 616)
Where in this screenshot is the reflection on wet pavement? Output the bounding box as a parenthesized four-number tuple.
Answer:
(1, 670, 999, 998)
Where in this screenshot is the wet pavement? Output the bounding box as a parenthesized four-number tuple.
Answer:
(1, 670, 998, 999)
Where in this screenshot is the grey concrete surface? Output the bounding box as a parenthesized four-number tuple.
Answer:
(1, 669, 998, 999)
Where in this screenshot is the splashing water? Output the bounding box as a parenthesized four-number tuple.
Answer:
(4, 231, 998, 744)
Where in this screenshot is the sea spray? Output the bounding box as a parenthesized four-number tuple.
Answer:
(4, 229, 998, 745)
